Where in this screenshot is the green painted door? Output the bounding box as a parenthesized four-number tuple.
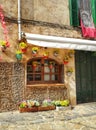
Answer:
(75, 51, 96, 103)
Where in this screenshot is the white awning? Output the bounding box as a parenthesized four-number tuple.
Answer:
(25, 33, 96, 51)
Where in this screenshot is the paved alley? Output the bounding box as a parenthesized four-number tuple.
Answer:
(0, 102, 96, 130)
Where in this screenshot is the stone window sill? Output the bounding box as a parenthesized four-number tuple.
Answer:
(26, 83, 67, 88)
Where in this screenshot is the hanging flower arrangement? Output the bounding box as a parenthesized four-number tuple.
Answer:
(32, 61, 38, 70)
(0, 40, 8, 52)
(66, 67, 73, 76)
(43, 51, 49, 59)
(53, 49, 59, 57)
(16, 50, 22, 60)
(19, 42, 27, 53)
(49, 61, 54, 69)
(63, 55, 69, 65)
(68, 50, 75, 58)
(32, 47, 39, 56)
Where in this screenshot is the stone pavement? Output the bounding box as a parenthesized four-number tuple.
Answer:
(0, 102, 96, 130)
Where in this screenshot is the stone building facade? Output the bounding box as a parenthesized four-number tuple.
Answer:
(0, 0, 82, 112)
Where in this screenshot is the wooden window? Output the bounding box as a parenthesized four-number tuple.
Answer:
(27, 58, 63, 84)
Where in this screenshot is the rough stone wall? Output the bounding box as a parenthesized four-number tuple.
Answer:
(0, 63, 25, 112)
(21, 0, 70, 25)
(0, 62, 68, 112)
(25, 86, 67, 102)
(22, 24, 81, 39)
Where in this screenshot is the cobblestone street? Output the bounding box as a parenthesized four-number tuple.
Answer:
(0, 102, 96, 130)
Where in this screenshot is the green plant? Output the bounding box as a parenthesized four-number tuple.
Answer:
(19, 100, 40, 108)
(19, 42, 27, 49)
(16, 50, 22, 54)
(53, 100, 70, 107)
(42, 99, 53, 106)
(0, 40, 6, 46)
(53, 49, 59, 56)
(66, 67, 73, 73)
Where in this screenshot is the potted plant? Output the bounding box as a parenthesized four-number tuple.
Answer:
(53, 99, 70, 111)
(49, 61, 54, 69)
(63, 55, 69, 65)
(32, 47, 39, 56)
(43, 51, 49, 59)
(19, 100, 40, 113)
(68, 50, 75, 58)
(19, 42, 27, 53)
(16, 50, 22, 60)
(53, 49, 59, 57)
(0, 40, 7, 52)
(38, 99, 56, 111)
(32, 61, 38, 70)
(66, 67, 73, 76)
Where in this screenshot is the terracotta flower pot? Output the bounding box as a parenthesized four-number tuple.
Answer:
(49, 64, 53, 69)
(38, 105, 56, 111)
(19, 107, 38, 113)
(21, 48, 27, 53)
(63, 61, 69, 65)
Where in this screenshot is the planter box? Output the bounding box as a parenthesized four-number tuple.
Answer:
(38, 105, 56, 111)
(56, 106, 71, 111)
(19, 107, 38, 113)
(19, 105, 56, 113)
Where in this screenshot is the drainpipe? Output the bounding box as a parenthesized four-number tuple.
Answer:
(18, 0, 21, 40)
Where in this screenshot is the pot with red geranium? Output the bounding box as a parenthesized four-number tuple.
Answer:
(49, 61, 54, 69)
(19, 42, 28, 53)
(32, 61, 38, 70)
(63, 55, 69, 65)
(43, 51, 49, 59)
(19, 41, 28, 53)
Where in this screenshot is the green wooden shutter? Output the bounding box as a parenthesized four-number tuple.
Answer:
(69, 0, 79, 26)
(91, 0, 96, 26)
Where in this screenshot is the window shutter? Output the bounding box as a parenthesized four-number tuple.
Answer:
(91, 0, 96, 26)
(69, 0, 79, 26)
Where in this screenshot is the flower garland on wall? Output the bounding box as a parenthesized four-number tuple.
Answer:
(0, 5, 10, 60)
